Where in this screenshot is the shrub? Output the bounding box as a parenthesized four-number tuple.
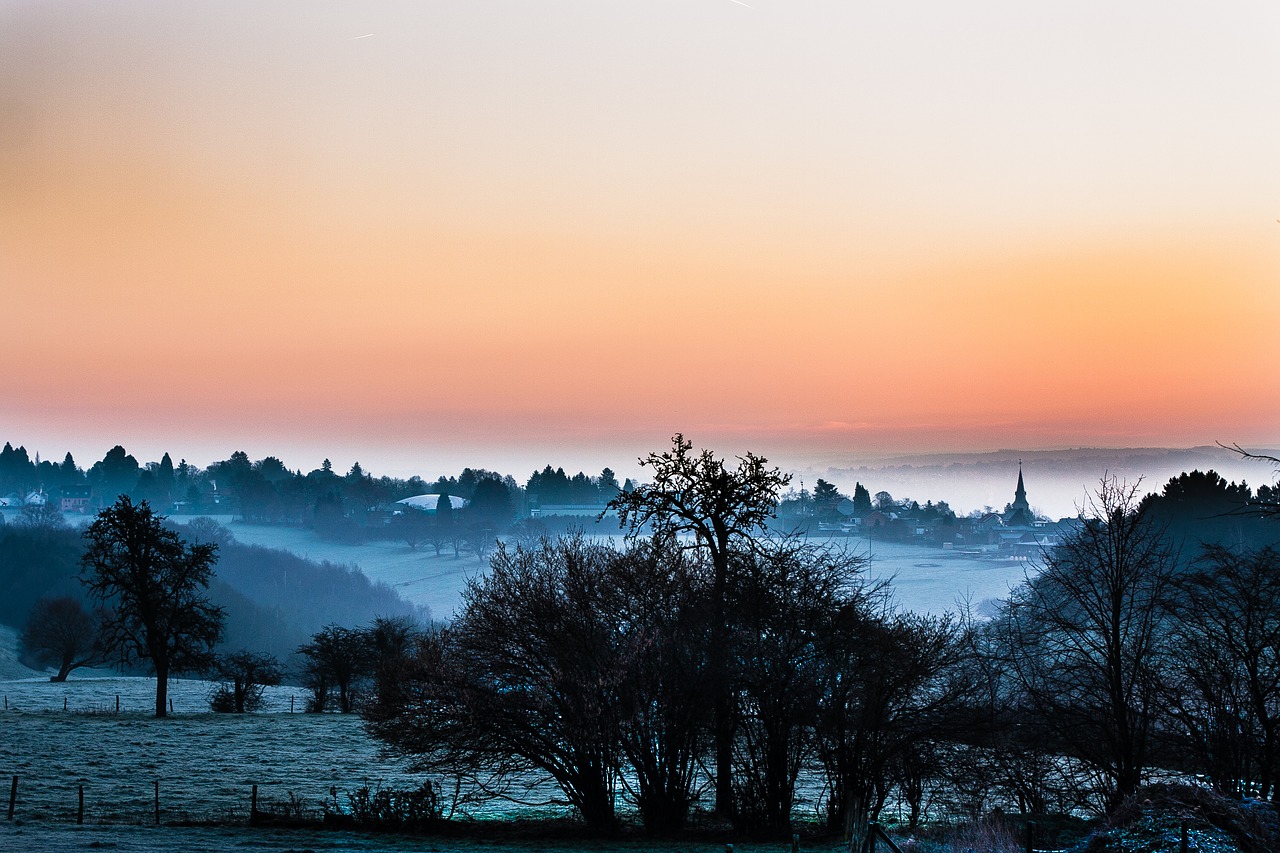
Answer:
(327, 782, 443, 831)
(1082, 783, 1279, 853)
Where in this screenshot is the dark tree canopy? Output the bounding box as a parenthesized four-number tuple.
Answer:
(80, 496, 224, 717)
(19, 596, 101, 681)
(606, 433, 790, 817)
(1000, 477, 1176, 807)
(209, 650, 283, 713)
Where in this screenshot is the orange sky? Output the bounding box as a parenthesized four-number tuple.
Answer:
(3, 1, 1278, 480)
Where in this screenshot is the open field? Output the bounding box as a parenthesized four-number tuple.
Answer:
(0, 676, 849, 853)
(0, 679, 421, 825)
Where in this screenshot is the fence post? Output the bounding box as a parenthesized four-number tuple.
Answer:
(154, 779, 160, 825)
(7, 775, 16, 820)
(78, 785, 84, 825)
(115, 695, 120, 714)
(1026, 819, 1035, 853)
(251, 783, 258, 822)
(1180, 821, 1188, 853)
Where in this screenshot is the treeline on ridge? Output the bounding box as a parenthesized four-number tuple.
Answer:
(0, 517, 420, 664)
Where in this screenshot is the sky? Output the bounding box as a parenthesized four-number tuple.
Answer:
(3, 0, 1279, 493)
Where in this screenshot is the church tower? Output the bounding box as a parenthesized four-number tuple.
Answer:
(1004, 462, 1034, 526)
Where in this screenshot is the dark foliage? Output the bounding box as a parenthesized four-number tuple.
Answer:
(298, 624, 375, 713)
(1084, 783, 1280, 853)
(327, 782, 443, 832)
(80, 496, 225, 717)
(998, 477, 1176, 808)
(19, 596, 101, 680)
(607, 433, 791, 818)
(0, 523, 85, 627)
(209, 649, 283, 713)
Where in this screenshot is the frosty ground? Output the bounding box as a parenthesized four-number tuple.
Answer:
(0, 677, 846, 852)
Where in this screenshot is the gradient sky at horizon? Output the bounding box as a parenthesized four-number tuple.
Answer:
(3, 0, 1278, 485)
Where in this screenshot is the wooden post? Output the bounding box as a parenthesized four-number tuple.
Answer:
(1180, 821, 1188, 853)
(867, 822, 878, 853)
(1026, 820, 1035, 853)
(154, 779, 160, 825)
(7, 775, 17, 820)
(78, 785, 84, 825)
(290, 695, 295, 714)
(169, 698, 173, 715)
(64, 697, 68, 711)
(251, 783, 258, 822)
(115, 695, 120, 713)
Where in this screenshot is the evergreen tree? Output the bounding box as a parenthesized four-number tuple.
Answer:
(852, 483, 872, 516)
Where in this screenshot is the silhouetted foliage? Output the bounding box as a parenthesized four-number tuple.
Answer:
(209, 650, 283, 713)
(728, 539, 870, 835)
(19, 596, 101, 681)
(607, 433, 791, 817)
(1141, 469, 1271, 555)
(0, 524, 86, 627)
(90, 445, 140, 507)
(815, 607, 972, 843)
(609, 536, 714, 833)
(298, 624, 374, 713)
(370, 535, 627, 829)
(1162, 545, 1280, 798)
(998, 477, 1176, 807)
(812, 479, 843, 522)
(80, 496, 225, 717)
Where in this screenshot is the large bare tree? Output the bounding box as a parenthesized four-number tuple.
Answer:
(606, 434, 790, 817)
(1000, 477, 1176, 807)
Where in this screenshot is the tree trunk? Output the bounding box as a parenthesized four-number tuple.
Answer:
(155, 661, 169, 718)
(711, 547, 735, 818)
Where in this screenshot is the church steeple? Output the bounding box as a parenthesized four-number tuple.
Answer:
(1005, 461, 1033, 526)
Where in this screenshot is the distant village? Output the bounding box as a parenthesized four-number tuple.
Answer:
(0, 441, 1079, 560)
(770, 464, 1082, 559)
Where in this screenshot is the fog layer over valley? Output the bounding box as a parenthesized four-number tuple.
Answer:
(0, 519, 423, 676)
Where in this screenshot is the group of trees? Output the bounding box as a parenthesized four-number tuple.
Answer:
(364, 532, 970, 838)
(355, 436, 1280, 841)
(524, 465, 626, 507)
(363, 437, 974, 842)
(986, 475, 1280, 813)
(11, 495, 426, 717)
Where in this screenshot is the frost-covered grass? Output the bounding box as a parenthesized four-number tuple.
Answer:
(0, 677, 422, 825)
(0, 673, 852, 852)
